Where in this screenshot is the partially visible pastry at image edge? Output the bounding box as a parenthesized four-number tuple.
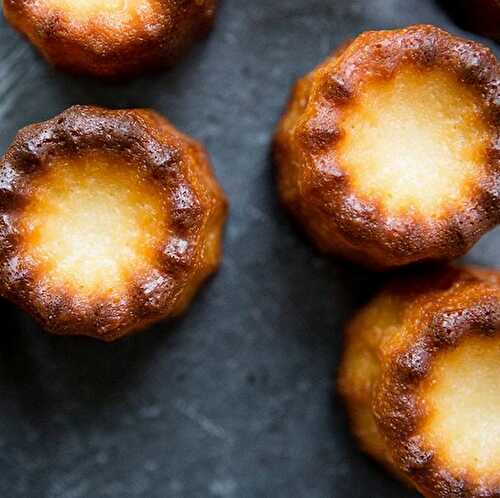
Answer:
(338, 265, 500, 498)
(2, 0, 218, 78)
(274, 24, 499, 270)
(0, 106, 227, 341)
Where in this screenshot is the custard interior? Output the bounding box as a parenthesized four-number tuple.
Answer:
(419, 334, 500, 480)
(40, 0, 156, 25)
(19, 151, 168, 298)
(338, 66, 489, 218)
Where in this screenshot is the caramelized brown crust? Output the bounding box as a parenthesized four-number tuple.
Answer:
(338, 266, 500, 497)
(2, 0, 217, 78)
(274, 25, 499, 270)
(0, 105, 227, 341)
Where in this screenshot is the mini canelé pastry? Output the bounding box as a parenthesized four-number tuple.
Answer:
(2, 0, 217, 78)
(274, 25, 499, 270)
(0, 106, 227, 341)
(338, 266, 500, 498)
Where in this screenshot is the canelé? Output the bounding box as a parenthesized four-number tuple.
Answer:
(338, 266, 500, 497)
(0, 105, 227, 341)
(274, 25, 499, 270)
(3, 0, 218, 77)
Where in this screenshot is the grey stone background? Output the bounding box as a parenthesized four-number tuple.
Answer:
(0, 1, 497, 497)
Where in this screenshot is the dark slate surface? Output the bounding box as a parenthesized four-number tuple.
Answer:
(0, 1, 498, 497)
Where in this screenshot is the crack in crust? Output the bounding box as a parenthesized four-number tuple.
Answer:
(0, 105, 227, 341)
(338, 265, 500, 497)
(274, 25, 499, 270)
(3, 0, 218, 78)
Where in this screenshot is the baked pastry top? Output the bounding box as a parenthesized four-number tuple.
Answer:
(2, 0, 218, 77)
(274, 25, 499, 270)
(338, 266, 500, 497)
(0, 106, 227, 340)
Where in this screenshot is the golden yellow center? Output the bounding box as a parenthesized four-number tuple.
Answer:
(42, 0, 157, 26)
(420, 334, 500, 480)
(338, 66, 489, 217)
(19, 152, 168, 297)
